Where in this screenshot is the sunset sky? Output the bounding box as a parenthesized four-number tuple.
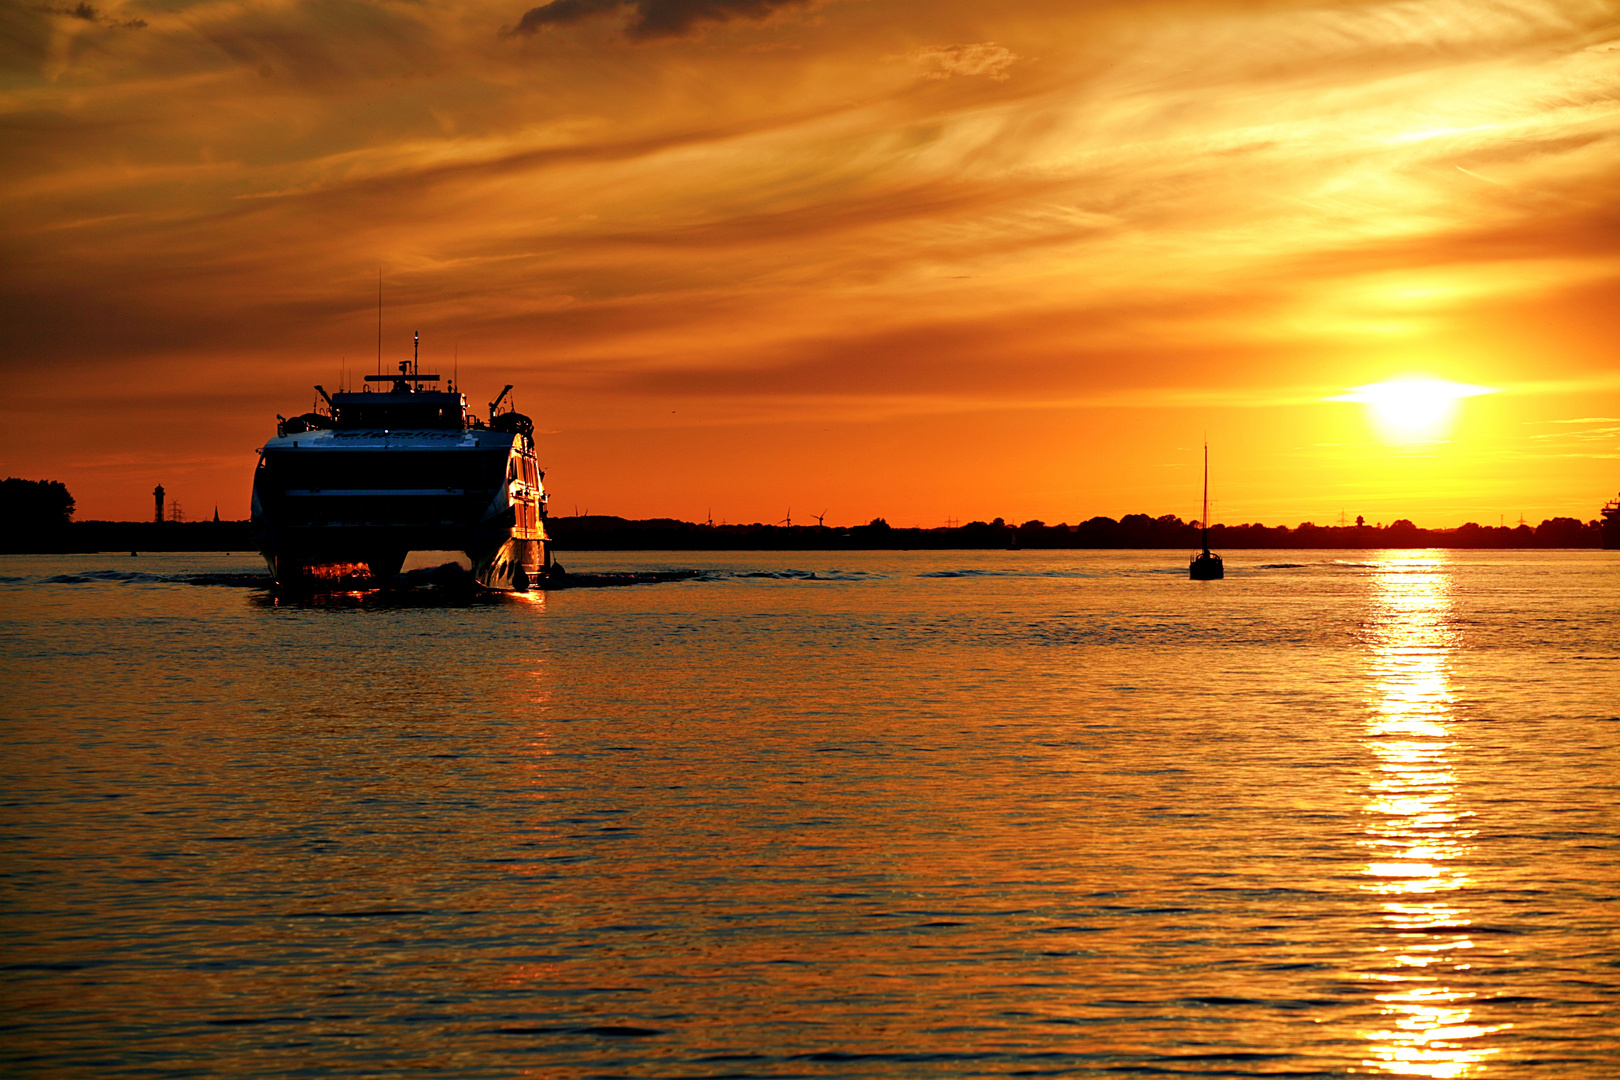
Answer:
(3, 0, 1617, 525)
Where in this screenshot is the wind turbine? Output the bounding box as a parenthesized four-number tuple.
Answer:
(813, 509, 827, 527)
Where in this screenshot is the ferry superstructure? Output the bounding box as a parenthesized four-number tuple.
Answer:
(251, 342, 548, 590)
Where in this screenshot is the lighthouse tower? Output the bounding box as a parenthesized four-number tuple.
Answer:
(153, 484, 165, 524)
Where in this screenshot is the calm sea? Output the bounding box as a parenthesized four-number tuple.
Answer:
(2, 549, 1616, 1078)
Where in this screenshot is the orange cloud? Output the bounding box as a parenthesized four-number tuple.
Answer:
(902, 42, 1020, 81)
(1, 0, 1616, 523)
(504, 0, 819, 40)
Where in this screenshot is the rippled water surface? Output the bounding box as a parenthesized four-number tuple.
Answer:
(2, 549, 1617, 1078)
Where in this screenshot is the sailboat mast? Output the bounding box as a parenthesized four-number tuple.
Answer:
(1201, 442, 1210, 553)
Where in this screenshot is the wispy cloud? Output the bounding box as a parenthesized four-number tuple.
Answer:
(36, 2, 145, 29)
(1527, 417, 1620, 444)
(901, 42, 1020, 81)
(503, 0, 816, 40)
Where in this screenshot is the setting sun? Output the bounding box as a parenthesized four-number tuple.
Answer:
(1330, 379, 1500, 441)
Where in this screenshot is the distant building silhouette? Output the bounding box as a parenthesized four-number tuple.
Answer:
(153, 484, 165, 524)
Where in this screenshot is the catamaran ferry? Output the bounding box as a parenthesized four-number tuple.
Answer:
(251, 338, 549, 591)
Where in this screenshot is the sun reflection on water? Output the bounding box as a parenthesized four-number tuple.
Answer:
(1359, 551, 1501, 1078)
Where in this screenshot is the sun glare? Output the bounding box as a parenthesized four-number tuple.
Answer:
(1330, 379, 1498, 440)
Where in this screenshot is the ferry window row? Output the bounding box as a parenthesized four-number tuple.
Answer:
(259, 450, 509, 492)
(338, 404, 464, 429)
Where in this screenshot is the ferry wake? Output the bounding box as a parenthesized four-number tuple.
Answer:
(251, 335, 549, 591)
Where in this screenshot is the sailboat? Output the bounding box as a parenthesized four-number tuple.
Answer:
(1189, 442, 1224, 580)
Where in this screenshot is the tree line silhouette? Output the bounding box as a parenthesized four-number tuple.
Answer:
(2, 477, 1606, 552)
(545, 512, 1603, 550)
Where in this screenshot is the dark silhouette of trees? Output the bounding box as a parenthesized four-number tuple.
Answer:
(1533, 517, 1588, 547)
(2, 478, 75, 527)
(538, 511, 1604, 551)
(0, 485, 1607, 553)
(1, 478, 77, 552)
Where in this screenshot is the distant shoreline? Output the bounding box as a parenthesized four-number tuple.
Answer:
(0, 513, 1606, 554)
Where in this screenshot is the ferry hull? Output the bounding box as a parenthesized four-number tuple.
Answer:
(252, 522, 550, 592)
(251, 433, 549, 593)
(471, 535, 548, 591)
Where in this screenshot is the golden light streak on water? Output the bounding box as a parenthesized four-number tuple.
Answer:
(1359, 550, 1503, 1078)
